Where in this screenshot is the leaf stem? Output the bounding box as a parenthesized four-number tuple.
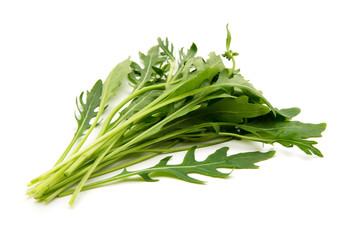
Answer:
(98, 83, 166, 137)
(54, 134, 79, 166)
(228, 57, 236, 77)
(166, 61, 176, 84)
(68, 140, 116, 206)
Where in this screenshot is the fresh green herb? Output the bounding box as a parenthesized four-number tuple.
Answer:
(54, 80, 102, 166)
(27, 25, 326, 205)
(57, 147, 276, 198)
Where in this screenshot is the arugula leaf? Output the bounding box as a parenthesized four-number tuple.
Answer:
(240, 120, 326, 140)
(158, 37, 175, 61)
(189, 96, 270, 123)
(274, 107, 301, 120)
(128, 46, 166, 89)
(61, 147, 276, 193)
(101, 57, 131, 104)
(237, 120, 327, 156)
(216, 69, 276, 114)
(54, 80, 103, 165)
(216, 69, 255, 93)
(165, 54, 224, 99)
(167, 65, 221, 99)
(118, 89, 164, 122)
(136, 147, 275, 183)
(74, 80, 103, 138)
(178, 43, 197, 67)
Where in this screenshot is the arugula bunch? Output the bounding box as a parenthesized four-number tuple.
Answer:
(27, 25, 326, 205)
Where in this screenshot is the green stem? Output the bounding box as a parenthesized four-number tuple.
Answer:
(218, 132, 272, 142)
(31, 165, 69, 199)
(136, 137, 232, 153)
(59, 169, 140, 197)
(40, 134, 188, 200)
(108, 98, 202, 158)
(69, 104, 105, 156)
(69, 141, 116, 206)
(228, 56, 236, 77)
(53, 133, 79, 166)
(166, 61, 176, 83)
(98, 83, 166, 137)
(40, 141, 180, 202)
(63, 126, 128, 177)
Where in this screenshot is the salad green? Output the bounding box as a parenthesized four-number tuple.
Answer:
(27, 25, 326, 205)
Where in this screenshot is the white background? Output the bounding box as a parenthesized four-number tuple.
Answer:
(1, 0, 356, 239)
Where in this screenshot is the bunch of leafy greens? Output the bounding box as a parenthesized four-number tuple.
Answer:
(27, 25, 326, 205)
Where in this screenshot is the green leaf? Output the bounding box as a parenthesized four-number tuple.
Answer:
(188, 96, 271, 123)
(102, 57, 131, 104)
(180, 57, 205, 80)
(120, 89, 164, 122)
(238, 120, 327, 156)
(217, 70, 255, 91)
(95, 147, 276, 185)
(74, 80, 103, 138)
(128, 46, 166, 88)
(166, 56, 223, 99)
(216, 69, 276, 114)
(158, 37, 175, 61)
(275, 107, 301, 120)
(206, 52, 225, 71)
(178, 43, 197, 68)
(152, 66, 164, 78)
(241, 120, 326, 139)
